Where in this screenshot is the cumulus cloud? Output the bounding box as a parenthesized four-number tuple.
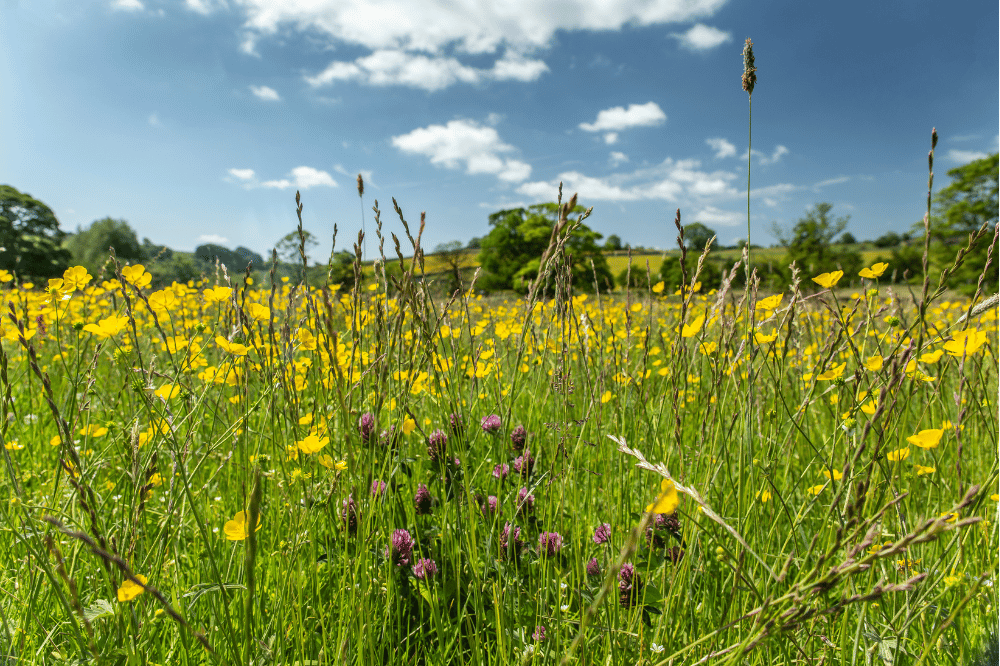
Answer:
(234, 0, 728, 56)
(229, 168, 256, 180)
(198, 234, 230, 245)
(603, 133, 619, 145)
(671, 23, 730, 50)
(690, 206, 742, 227)
(813, 176, 849, 190)
(111, 0, 144, 11)
(706, 137, 736, 159)
(946, 149, 988, 163)
(743, 145, 789, 165)
(391, 119, 532, 182)
(609, 151, 629, 167)
(579, 102, 667, 133)
(249, 85, 281, 101)
(305, 49, 548, 91)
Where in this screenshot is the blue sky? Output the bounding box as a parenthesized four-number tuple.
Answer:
(2, 0, 997, 263)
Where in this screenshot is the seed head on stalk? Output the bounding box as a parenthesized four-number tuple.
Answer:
(742, 38, 756, 96)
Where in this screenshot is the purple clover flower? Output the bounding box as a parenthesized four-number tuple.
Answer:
(371, 480, 386, 497)
(449, 412, 464, 435)
(538, 531, 564, 557)
(593, 523, 611, 545)
(412, 558, 438, 580)
(387, 528, 414, 567)
(480, 414, 502, 434)
(618, 562, 643, 608)
(586, 557, 601, 577)
(358, 412, 376, 444)
(414, 483, 433, 515)
(499, 522, 522, 556)
(480, 495, 501, 517)
(510, 424, 527, 451)
(379, 425, 397, 449)
(515, 487, 535, 516)
(427, 429, 447, 463)
(492, 463, 510, 480)
(513, 449, 535, 477)
(340, 494, 358, 535)
(532, 625, 546, 642)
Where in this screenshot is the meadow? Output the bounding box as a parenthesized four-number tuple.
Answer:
(0, 181, 996, 666)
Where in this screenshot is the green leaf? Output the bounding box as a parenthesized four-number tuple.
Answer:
(82, 599, 115, 622)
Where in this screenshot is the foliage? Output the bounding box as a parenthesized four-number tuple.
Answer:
(605, 233, 624, 251)
(924, 153, 999, 295)
(194, 244, 265, 277)
(770, 203, 863, 289)
(274, 230, 318, 265)
(839, 232, 857, 245)
(433, 240, 471, 295)
(478, 203, 614, 293)
(659, 254, 722, 292)
(0, 184, 72, 280)
(64, 217, 144, 277)
(682, 222, 717, 252)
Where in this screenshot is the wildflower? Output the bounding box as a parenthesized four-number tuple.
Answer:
(358, 413, 376, 444)
(907, 428, 943, 449)
(817, 362, 846, 381)
(513, 449, 535, 476)
(812, 271, 843, 289)
(807, 484, 825, 495)
(379, 425, 398, 450)
(499, 522, 523, 557)
(532, 626, 546, 642)
(387, 529, 414, 567)
(650, 643, 665, 654)
(914, 464, 935, 476)
(516, 487, 535, 516)
(492, 463, 510, 480)
(448, 412, 464, 435)
(412, 558, 438, 580)
(427, 429, 448, 463)
(371, 480, 386, 497)
(618, 563, 643, 608)
(401, 418, 416, 436)
(414, 484, 433, 515)
(297, 435, 328, 454)
(586, 558, 601, 577)
(62, 266, 93, 291)
(481, 414, 502, 434)
(859, 262, 889, 279)
(510, 424, 527, 451)
(756, 490, 772, 503)
(341, 495, 358, 535)
(886, 448, 910, 462)
(121, 264, 151, 288)
(593, 523, 611, 545)
(83, 314, 130, 339)
(116, 575, 148, 602)
(681, 314, 704, 338)
(864, 355, 884, 371)
(943, 329, 988, 357)
(756, 293, 783, 311)
(538, 531, 564, 556)
(480, 495, 500, 517)
(822, 468, 843, 481)
(645, 478, 679, 515)
(215, 336, 249, 356)
(224, 511, 262, 541)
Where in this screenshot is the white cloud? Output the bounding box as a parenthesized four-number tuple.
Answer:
(148, 113, 161, 127)
(603, 132, 619, 145)
(305, 49, 547, 91)
(185, 0, 224, 15)
(690, 206, 742, 227)
(229, 168, 256, 180)
(671, 23, 730, 50)
(946, 149, 988, 163)
(743, 145, 789, 165)
(609, 151, 629, 166)
(813, 176, 849, 190)
(249, 85, 281, 101)
(579, 102, 667, 132)
(111, 0, 144, 11)
(706, 137, 736, 158)
(198, 234, 230, 245)
(234, 0, 728, 57)
(333, 164, 375, 188)
(391, 119, 532, 182)
(258, 166, 338, 190)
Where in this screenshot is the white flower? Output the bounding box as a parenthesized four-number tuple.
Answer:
(650, 643, 665, 653)
(560, 582, 568, 590)
(560, 604, 569, 611)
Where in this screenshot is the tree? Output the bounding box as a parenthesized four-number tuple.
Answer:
(923, 153, 998, 294)
(434, 240, 470, 295)
(839, 232, 857, 245)
(873, 231, 902, 248)
(0, 185, 72, 280)
(659, 255, 722, 292)
(682, 222, 717, 251)
(466, 237, 482, 250)
(65, 217, 143, 277)
(478, 203, 614, 294)
(604, 234, 623, 251)
(770, 203, 863, 287)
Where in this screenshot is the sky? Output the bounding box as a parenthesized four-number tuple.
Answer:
(1, 0, 997, 263)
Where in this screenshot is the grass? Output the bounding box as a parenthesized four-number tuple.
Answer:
(0, 194, 995, 665)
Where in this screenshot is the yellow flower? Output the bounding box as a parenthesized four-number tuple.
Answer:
(811, 271, 843, 289)
(944, 573, 964, 588)
(600, 391, 613, 404)
(49, 435, 61, 446)
(247, 303, 271, 321)
(919, 349, 944, 364)
(939, 511, 958, 523)
(681, 314, 705, 338)
(154, 384, 180, 400)
(148, 289, 179, 313)
(120, 265, 151, 289)
(859, 262, 888, 279)
(817, 362, 846, 381)
(83, 314, 130, 339)
(224, 511, 261, 541)
(117, 575, 148, 602)
(203, 286, 233, 304)
(297, 434, 329, 454)
(0, 269, 12, 283)
(755, 294, 783, 311)
(335, 460, 348, 472)
(806, 484, 825, 495)
(906, 429, 943, 449)
(297, 329, 318, 351)
(402, 417, 416, 435)
(753, 330, 777, 344)
(756, 490, 772, 503)
(990, 493, 999, 502)
(943, 329, 988, 357)
(645, 478, 679, 514)
(863, 355, 883, 371)
(79, 424, 108, 437)
(215, 336, 249, 356)
(821, 468, 843, 481)
(886, 447, 910, 462)
(4, 440, 22, 451)
(913, 464, 935, 476)
(651, 281, 665, 294)
(62, 266, 93, 291)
